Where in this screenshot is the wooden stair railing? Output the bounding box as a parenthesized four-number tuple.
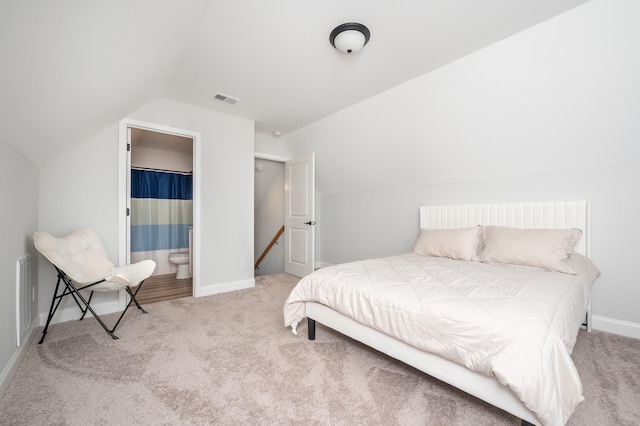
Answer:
(255, 225, 285, 269)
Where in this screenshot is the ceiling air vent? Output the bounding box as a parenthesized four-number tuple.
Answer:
(212, 92, 240, 105)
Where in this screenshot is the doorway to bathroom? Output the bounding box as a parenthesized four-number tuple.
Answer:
(124, 124, 196, 304)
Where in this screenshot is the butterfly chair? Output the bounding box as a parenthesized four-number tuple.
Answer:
(34, 228, 156, 344)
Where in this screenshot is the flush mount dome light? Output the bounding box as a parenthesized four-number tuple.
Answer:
(329, 22, 370, 54)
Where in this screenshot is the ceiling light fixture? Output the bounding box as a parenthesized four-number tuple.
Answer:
(329, 23, 370, 54)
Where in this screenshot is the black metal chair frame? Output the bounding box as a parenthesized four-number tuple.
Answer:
(39, 265, 148, 344)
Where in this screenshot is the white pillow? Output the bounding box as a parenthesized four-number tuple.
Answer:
(413, 226, 482, 261)
(479, 226, 583, 274)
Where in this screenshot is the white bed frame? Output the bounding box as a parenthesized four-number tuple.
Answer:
(305, 201, 590, 426)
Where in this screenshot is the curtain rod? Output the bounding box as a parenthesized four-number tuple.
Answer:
(131, 166, 192, 175)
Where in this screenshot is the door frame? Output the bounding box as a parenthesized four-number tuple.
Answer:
(255, 153, 290, 163)
(118, 118, 202, 307)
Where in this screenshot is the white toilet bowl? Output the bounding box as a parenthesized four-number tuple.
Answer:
(168, 251, 191, 279)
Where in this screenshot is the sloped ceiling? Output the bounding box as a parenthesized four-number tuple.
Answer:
(0, 0, 209, 167)
(0, 0, 589, 167)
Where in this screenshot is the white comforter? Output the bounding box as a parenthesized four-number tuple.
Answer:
(283, 253, 600, 426)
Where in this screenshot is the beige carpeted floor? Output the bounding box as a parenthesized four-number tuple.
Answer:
(1, 273, 638, 425)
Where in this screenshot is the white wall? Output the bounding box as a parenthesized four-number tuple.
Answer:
(255, 132, 291, 159)
(38, 97, 255, 319)
(283, 0, 640, 336)
(0, 140, 39, 396)
(38, 119, 122, 316)
(131, 143, 193, 173)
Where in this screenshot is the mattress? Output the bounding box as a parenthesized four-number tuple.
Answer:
(284, 252, 600, 426)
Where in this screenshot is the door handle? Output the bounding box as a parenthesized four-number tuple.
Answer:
(304, 221, 316, 225)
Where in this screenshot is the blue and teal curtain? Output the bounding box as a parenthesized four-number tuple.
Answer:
(130, 169, 192, 274)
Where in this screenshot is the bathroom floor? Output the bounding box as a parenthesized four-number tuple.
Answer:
(135, 273, 193, 305)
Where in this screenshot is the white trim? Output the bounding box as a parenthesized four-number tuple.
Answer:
(254, 152, 291, 162)
(592, 315, 640, 339)
(195, 278, 255, 298)
(15, 259, 20, 347)
(118, 118, 202, 301)
(0, 323, 37, 399)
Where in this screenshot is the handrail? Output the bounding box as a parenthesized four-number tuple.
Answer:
(255, 225, 285, 269)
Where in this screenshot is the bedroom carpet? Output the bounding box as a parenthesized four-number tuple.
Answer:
(1, 273, 638, 425)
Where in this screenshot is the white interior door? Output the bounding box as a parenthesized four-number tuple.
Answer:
(284, 153, 315, 277)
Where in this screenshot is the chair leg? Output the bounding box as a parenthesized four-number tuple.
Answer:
(39, 277, 64, 344)
(53, 273, 119, 340)
(128, 282, 148, 313)
(56, 267, 90, 315)
(67, 280, 119, 340)
(110, 282, 148, 333)
(78, 291, 95, 321)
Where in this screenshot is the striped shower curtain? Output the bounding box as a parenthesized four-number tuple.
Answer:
(130, 168, 193, 275)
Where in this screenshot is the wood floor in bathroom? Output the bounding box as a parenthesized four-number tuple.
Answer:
(136, 273, 193, 305)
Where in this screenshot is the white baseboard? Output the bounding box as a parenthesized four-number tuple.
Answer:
(592, 315, 640, 339)
(314, 261, 333, 270)
(0, 323, 38, 399)
(195, 278, 255, 298)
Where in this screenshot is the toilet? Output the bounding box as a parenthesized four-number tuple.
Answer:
(168, 227, 193, 279)
(168, 252, 190, 279)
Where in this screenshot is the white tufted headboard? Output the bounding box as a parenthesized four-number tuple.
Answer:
(419, 201, 590, 257)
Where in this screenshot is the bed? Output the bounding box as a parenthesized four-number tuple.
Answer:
(283, 201, 600, 426)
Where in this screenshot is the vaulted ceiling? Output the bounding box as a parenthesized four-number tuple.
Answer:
(0, 0, 589, 167)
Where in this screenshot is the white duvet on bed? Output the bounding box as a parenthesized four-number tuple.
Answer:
(283, 253, 600, 426)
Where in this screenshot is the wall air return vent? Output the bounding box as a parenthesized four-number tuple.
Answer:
(212, 92, 241, 105)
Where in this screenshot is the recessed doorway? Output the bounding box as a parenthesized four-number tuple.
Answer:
(129, 128, 193, 303)
(254, 158, 285, 276)
(119, 118, 202, 308)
